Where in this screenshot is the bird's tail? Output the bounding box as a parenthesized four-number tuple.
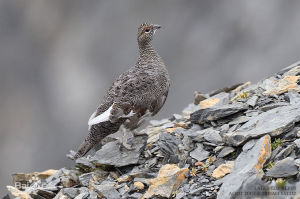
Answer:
(73, 132, 97, 159)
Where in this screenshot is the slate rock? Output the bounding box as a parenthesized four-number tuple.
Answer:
(274, 144, 295, 161)
(93, 181, 120, 199)
(75, 157, 95, 168)
(217, 147, 235, 158)
(266, 157, 299, 177)
(74, 193, 89, 199)
(226, 104, 300, 146)
(91, 135, 146, 167)
(143, 164, 189, 198)
(79, 173, 93, 187)
(246, 95, 259, 107)
(62, 188, 79, 198)
(286, 90, 300, 105)
(158, 133, 180, 164)
(190, 103, 247, 124)
(203, 128, 223, 145)
(260, 102, 289, 111)
(239, 175, 270, 198)
(294, 139, 300, 149)
(190, 143, 210, 161)
(212, 161, 234, 179)
(218, 135, 271, 199)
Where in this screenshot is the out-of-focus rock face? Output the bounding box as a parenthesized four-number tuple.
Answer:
(6, 63, 300, 198)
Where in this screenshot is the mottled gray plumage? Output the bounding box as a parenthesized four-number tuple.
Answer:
(73, 23, 170, 159)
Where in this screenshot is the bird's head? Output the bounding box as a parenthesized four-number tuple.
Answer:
(137, 23, 161, 46)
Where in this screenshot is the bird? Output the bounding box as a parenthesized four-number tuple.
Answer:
(72, 23, 170, 159)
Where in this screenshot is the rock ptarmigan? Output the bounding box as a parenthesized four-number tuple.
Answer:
(73, 23, 170, 159)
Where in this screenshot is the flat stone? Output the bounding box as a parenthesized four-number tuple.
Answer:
(74, 193, 89, 199)
(149, 118, 170, 127)
(217, 147, 235, 158)
(203, 128, 223, 145)
(286, 90, 300, 105)
(91, 135, 146, 167)
(274, 144, 295, 161)
(79, 172, 93, 187)
(158, 133, 180, 164)
(189, 143, 209, 161)
(246, 95, 259, 107)
(266, 157, 299, 177)
(228, 116, 251, 125)
(93, 181, 120, 199)
(218, 135, 272, 199)
(263, 75, 300, 95)
(294, 139, 300, 149)
(212, 161, 234, 179)
(62, 188, 79, 198)
(226, 104, 300, 146)
(143, 164, 189, 198)
(35, 190, 56, 199)
(190, 103, 247, 124)
(260, 102, 289, 111)
(75, 157, 95, 168)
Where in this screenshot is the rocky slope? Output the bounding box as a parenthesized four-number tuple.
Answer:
(6, 62, 300, 199)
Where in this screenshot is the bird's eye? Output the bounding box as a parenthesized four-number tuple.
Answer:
(145, 28, 151, 33)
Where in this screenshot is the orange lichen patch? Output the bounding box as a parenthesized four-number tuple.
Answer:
(117, 175, 133, 183)
(263, 76, 300, 95)
(231, 81, 251, 93)
(254, 135, 271, 171)
(7, 186, 31, 199)
(195, 161, 203, 166)
(166, 127, 177, 133)
(134, 181, 145, 190)
(166, 127, 184, 133)
(174, 122, 187, 129)
(212, 161, 234, 179)
(12, 169, 58, 185)
(283, 66, 300, 76)
(147, 142, 153, 149)
(36, 169, 58, 179)
(89, 172, 101, 191)
(143, 164, 189, 198)
(200, 98, 220, 109)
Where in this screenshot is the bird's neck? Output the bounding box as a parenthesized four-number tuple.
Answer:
(138, 42, 158, 58)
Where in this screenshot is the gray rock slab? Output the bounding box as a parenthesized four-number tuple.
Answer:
(93, 181, 120, 199)
(217, 146, 235, 158)
(266, 157, 299, 177)
(91, 135, 146, 167)
(158, 132, 180, 164)
(246, 95, 259, 107)
(189, 143, 209, 161)
(286, 91, 300, 105)
(228, 116, 251, 125)
(217, 135, 272, 199)
(79, 172, 93, 187)
(75, 157, 95, 168)
(190, 103, 247, 124)
(294, 139, 300, 149)
(226, 104, 300, 146)
(274, 144, 295, 161)
(203, 128, 223, 145)
(62, 188, 79, 198)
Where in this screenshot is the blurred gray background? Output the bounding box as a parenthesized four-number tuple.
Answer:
(1, 0, 300, 195)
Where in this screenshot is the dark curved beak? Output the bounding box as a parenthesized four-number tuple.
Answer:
(153, 24, 161, 30)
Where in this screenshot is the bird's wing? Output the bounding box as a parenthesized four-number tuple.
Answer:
(87, 70, 137, 127)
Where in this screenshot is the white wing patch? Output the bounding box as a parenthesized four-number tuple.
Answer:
(88, 103, 136, 128)
(88, 105, 113, 126)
